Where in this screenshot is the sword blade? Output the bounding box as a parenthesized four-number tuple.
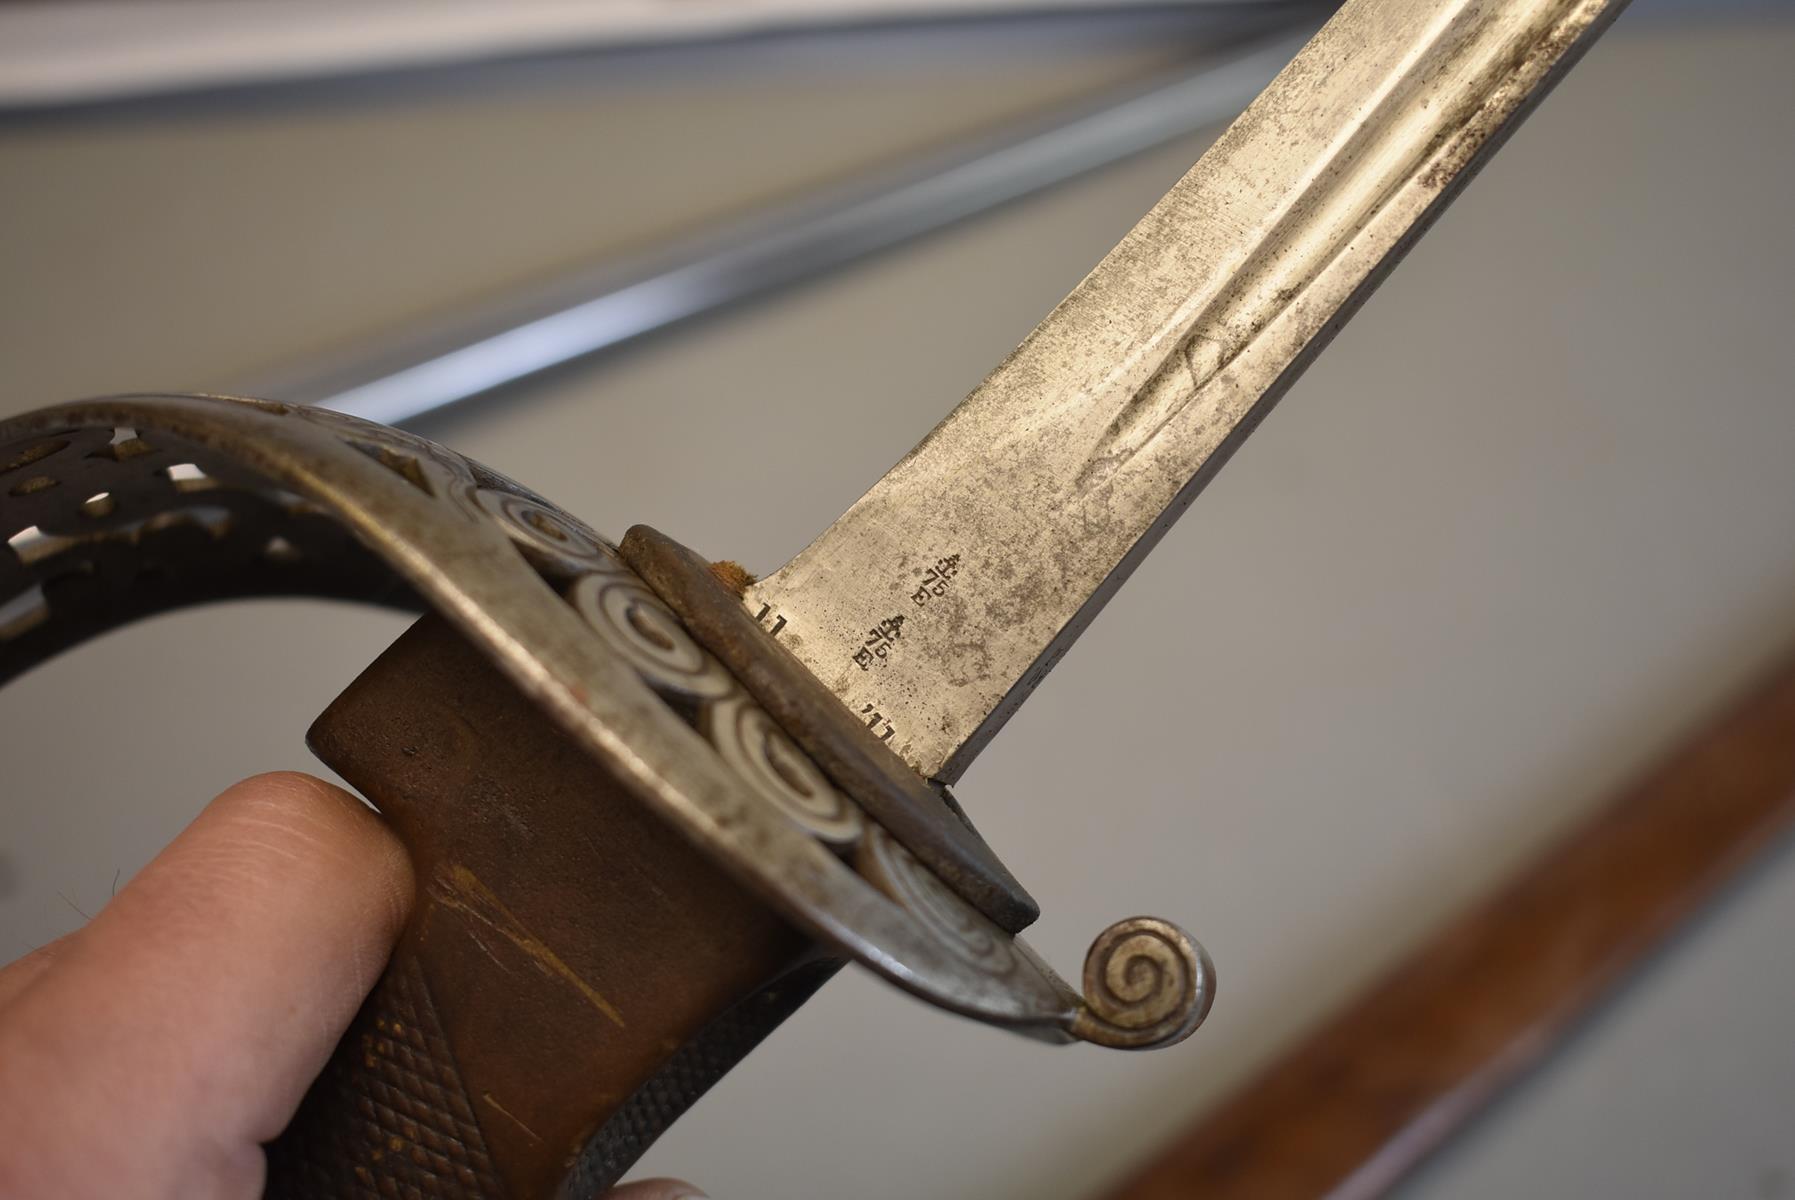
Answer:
(745, 0, 1628, 782)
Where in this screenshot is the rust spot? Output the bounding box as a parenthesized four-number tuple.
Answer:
(707, 559, 756, 596)
(2, 439, 66, 474)
(111, 438, 155, 461)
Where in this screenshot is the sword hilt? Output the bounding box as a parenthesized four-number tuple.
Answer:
(267, 614, 827, 1198)
(0, 395, 1212, 1196)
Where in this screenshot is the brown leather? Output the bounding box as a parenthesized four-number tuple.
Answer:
(266, 614, 818, 1198)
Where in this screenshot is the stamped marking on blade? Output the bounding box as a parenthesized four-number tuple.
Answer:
(858, 701, 899, 744)
(747, 0, 1631, 783)
(751, 603, 788, 637)
(852, 614, 907, 672)
(910, 554, 964, 606)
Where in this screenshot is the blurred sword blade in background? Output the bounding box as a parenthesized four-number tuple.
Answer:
(239, 21, 1323, 425)
(746, 0, 1632, 783)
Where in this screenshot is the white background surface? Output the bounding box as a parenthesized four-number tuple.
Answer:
(1, 9, 1792, 1197)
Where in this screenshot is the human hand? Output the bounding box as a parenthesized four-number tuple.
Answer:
(0, 771, 703, 1200)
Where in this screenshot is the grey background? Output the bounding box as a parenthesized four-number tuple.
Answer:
(2, 8, 1793, 1198)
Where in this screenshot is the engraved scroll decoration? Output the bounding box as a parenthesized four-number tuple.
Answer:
(0, 395, 1209, 1048)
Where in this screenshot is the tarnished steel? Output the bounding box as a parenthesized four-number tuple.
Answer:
(0, 0, 1637, 1191)
(745, 0, 1630, 783)
(0, 395, 1214, 1194)
(619, 524, 1038, 933)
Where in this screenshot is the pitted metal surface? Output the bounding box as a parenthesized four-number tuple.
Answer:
(745, 0, 1629, 785)
(0, 394, 1210, 1052)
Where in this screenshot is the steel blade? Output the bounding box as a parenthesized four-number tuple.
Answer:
(745, 0, 1628, 782)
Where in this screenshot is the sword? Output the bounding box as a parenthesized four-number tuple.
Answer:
(0, 0, 1630, 1195)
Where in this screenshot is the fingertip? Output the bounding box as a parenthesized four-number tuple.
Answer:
(212, 771, 414, 937)
(605, 1180, 709, 1199)
(0, 936, 67, 1013)
(215, 770, 406, 870)
(0, 771, 419, 1196)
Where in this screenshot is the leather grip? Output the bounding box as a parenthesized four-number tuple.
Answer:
(265, 614, 822, 1198)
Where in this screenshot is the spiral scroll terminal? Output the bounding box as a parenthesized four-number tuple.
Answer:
(1069, 917, 1215, 1050)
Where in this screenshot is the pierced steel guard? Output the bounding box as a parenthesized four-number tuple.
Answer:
(1, 0, 1637, 1189)
(0, 395, 1212, 1197)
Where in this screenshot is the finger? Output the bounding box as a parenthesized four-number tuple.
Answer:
(0, 936, 68, 1011)
(0, 771, 413, 1200)
(606, 1180, 709, 1200)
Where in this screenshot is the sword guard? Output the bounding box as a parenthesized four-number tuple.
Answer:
(0, 395, 1213, 1195)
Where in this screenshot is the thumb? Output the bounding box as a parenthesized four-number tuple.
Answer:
(0, 771, 413, 1199)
